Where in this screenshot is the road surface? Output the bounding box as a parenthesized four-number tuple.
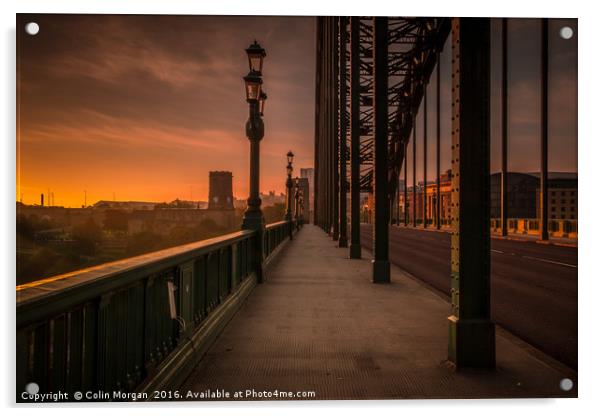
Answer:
(360, 224, 577, 369)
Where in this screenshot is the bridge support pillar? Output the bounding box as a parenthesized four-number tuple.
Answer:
(338, 16, 348, 248)
(448, 17, 495, 369)
(348, 17, 362, 259)
(371, 17, 390, 283)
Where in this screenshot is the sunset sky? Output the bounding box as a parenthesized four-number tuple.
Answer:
(16, 15, 576, 208)
(17, 14, 316, 207)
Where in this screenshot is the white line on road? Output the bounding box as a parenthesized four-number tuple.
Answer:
(522, 256, 577, 268)
(491, 249, 504, 254)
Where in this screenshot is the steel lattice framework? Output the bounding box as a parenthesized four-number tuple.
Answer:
(347, 17, 450, 195)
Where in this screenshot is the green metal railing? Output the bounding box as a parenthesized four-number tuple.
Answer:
(16, 220, 297, 398)
(263, 220, 293, 258)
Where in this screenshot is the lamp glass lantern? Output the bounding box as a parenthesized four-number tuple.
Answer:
(287, 151, 294, 165)
(246, 41, 266, 75)
(244, 71, 263, 102)
(259, 91, 267, 115)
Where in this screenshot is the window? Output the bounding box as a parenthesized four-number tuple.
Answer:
(551, 207, 556, 212)
(561, 207, 566, 212)
(551, 191, 556, 196)
(552, 199, 556, 204)
(561, 191, 566, 196)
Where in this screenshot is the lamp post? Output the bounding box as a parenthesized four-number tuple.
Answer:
(299, 191, 305, 227)
(242, 40, 267, 283)
(285, 151, 294, 239)
(294, 177, 300, 230)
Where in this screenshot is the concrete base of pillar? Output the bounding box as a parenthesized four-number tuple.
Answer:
(338, 236, 348, 248)
(371, 259, 390, 283)
(448, 315, 496, 369)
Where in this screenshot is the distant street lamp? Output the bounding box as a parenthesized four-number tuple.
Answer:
(284, 151, 295, 240)
(285, 151, 294, 221)
(294, 177, 300, 230)
(299, 191, 305, 226)
(241, 40, 267, 283)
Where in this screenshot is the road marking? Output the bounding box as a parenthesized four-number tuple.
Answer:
(491, 249, 504, 254)
(522, 256, 577, 269)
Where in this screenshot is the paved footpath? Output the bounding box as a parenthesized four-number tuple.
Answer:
(182, 225, 577, 400)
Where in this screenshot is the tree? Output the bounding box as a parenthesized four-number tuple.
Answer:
(71, 218, 103, 255)
(103, 209, 129, 233)
(263, 202, 286, 225)
(126, 231, 163, 256)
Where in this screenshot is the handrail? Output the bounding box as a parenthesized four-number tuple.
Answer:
(16, 221, 299, 399)
(17, 230, 255, 326)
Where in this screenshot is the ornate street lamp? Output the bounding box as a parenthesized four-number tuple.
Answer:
(241, 40, 267, 283)
(246, 40, 266, 75)
(284, 152, 295, 240)
(284, 153, 294, 222)
(294, 177, 300, 230)
(299, 191, 305, 226)
(244, 70, 263, 102)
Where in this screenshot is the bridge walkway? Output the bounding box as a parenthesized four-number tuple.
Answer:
(182, 225, 576, 400)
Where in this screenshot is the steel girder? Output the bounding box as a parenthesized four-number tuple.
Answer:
(339, 17, 450, 197)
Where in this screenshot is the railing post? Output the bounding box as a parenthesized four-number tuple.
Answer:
(448, 17, 495, 369)
(371, 16, 391, 283)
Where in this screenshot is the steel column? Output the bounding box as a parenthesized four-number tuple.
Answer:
(349, 17, 361, 259)
(404, 142, 408, 226)
(313, 17, 322, 226)
(396, 176, 400, 225)
(540, 19, 549, 241)
(423, 85, 428, 228)
(338, 16, 348, 247)
(371, 17, 391, 283)
(448, 17, 495, 369)
(436, 53, 441, 229)
(501, 18, 509, 236)
(412, 115, 417, 227)
(326, 18, 332, 234)
(332, 17, 340, 241)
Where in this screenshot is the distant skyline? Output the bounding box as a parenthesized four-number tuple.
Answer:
(17, 14, 316, 207)
(17, 16, 576, 208)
